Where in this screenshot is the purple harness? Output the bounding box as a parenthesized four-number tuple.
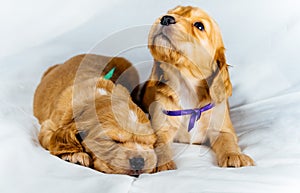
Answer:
(162, 103, 215, 132)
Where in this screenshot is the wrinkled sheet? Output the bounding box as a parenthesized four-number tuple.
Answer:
(1, 0, 300, 192)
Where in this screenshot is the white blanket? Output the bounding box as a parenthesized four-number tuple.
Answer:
(1, 0, 300, 192)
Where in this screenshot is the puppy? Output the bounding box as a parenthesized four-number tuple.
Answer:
(34, 54, 157, 175)
(141, 6, 255, 170)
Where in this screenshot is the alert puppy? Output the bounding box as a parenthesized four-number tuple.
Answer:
(142, 6, 254, 170)
(34, 54, 157, 175)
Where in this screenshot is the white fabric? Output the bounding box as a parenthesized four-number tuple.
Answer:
(1, 0, 300, 192)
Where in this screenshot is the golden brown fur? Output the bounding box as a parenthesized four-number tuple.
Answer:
(34, 54, 157, 175)
(142, 6, 254, 170)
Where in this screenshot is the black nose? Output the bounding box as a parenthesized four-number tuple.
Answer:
(129, 157, 145, 171)
(160, 15, 176, 26)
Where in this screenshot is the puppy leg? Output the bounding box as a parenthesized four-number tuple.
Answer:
(149, 99, 178, 172)
(209, 102, 254, 167)
(39, 120, 92, 167)
(60, 152, 91, 167)
(154, 129, 177, 172)
(50, 126, 92, 167)
(212, 132, 254, 167)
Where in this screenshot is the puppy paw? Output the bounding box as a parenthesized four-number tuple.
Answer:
(61, 152, 92, 167)
(218, 152, 255, 167)
(157, 160, 177, 172)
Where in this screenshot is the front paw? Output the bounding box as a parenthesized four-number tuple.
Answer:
(61, 152, 92, 167)
(218, 152, 255, 167)
(156, 160, 177, 172)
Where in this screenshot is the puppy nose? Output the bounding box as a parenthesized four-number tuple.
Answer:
(160, 15, 176, 26)
(129, 157, 145, 171)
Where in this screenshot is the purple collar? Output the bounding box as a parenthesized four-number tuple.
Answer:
(162, 103, 215, 132)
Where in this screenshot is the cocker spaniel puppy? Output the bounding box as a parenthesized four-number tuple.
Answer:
(141, 6, 254, 171)
(34, 54, 157, 175)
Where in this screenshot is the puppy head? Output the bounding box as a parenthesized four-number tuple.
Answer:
(73, 80, 157, 176)
(148, 6, 232, 102)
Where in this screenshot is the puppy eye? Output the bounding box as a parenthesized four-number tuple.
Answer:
(194, 22, 205, 31)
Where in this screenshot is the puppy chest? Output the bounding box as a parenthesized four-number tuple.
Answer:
(178, 77, 201, 109)
(174, 116, 207, 144)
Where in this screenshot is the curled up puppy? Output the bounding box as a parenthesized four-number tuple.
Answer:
(34, 54, 157, 175)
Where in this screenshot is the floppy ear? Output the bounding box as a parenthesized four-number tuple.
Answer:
(48, 122, 84, 156)
(209, 47, 232, 104)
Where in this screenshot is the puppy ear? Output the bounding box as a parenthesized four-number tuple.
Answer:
(48, 122, 84, 156)
(209, 47, 232, 103)
(39, 119, 57, 150)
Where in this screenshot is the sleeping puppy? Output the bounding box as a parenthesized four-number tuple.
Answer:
(34, 54, 157, 175)
(142, 6, 255, 171)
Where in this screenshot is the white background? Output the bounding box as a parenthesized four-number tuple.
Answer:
(0, 0, 300, 193)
